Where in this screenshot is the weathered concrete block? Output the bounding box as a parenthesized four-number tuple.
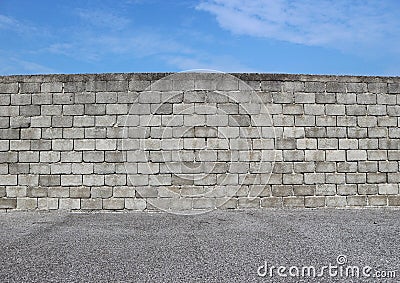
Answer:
(16, 197, 37, 210)
(347, 196, 367, 206)
(305, 196, 325, 208)
(378, 184, 398, 195)
(368, 195, 387, 206)
(283, 196, 304, 207)
(38, 198, 58, 210)
(70, 187, 90, 198)
(0, 198, 17, 209)
(125, 198, 146, 210)
(59, 198, 80, 210)
(103, 198, 125, 210)
(326, 196, 346, 207)
(81, 198, 102, 210)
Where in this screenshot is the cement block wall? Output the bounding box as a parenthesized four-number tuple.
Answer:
(0, 72, 400, 212)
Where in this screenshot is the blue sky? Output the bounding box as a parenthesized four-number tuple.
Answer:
(0, 0, 399, 76)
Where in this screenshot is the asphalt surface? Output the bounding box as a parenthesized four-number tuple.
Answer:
(0, 209, 399, 283)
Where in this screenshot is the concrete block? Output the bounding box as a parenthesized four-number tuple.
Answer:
(0, 152, 18, 163)
(325, 104, 345, 115)
(10, 116, 30, 129)
(0, 117, 9, 128)
(38, 198, 58, 210)
(48, 187, 69, 198)
(96, 92, 117, 103)
(60, 175, 81, 186)
(357, 93, 376, 104)
(325, 173, 346, 184)
(83, 175, 105, 186)
(103, 198, 125, 210)
(61, 152, 82, 163)
(85, 104, 106, 115)
(315, 162, 335, 173)
(0, 175, 17, 186)
(378, 184, 398, 195)
(368, 195, 387, 206)
(125, 198, 146, 210)
(315, 184, 336, 195)
(337, 184, 357, 195)
(305, 196, 325, 208)
(64, 82, 85, 92)
(358, 184, 378, 195)
(387, 106, 400, 116)
(378, 161, 398, 173)
(260, 81, 281, 91)
(326, 81, 345, 92)
(81, 198, 102, 210)
(304, 150, 325, 162)
(367, 150, 387, 160)
(347, 196, 367, 206)
(261, 197, 282, 208)
(358, 161, 378, 173)
(53, 93, 74, 104)
(62, 104, 84, 115)
(83, 152, 104, 163)
(207, 115, 229, 127)
(346, 173, 366, 184)
(70, 187, 90, 198)
(388, 83, 400, 93)
(0, 198, 17, 209)
(283, 150, 304, 161)
(315, 93, 336, 104)
(377, 116, 396, 127)
(17, 197, 37, 210)
(282, 174, 303, 185)
(238, 198, 260, 208)
(304, 127, 326, 138)
(75, 92, 95, 104)
(282, 196, 304, 207)
(326, 150, 346, 161)
(388, 196, 400, 206)
(366, 173, 386, 184)
(272, 92, 293, 104)
(293, 185, 315, 196)
(271, 185, 292, 197)
(346, 105, 366, 116)
(11, 93, 31, 105)
(368, 105, 387, 116)
(113, 186, 136, 198)
(337, 116, 356, 127)
(0, 94, 10, 105)
(52, 116, 73, 128)
(129, 80, 150, 91)
(6, 186, 27, 197)
(347, 150, 367, 161)
(59, 198, 80, 210)
(21, 128, 41, 139)
(106, 81, 128, 92)
(41, 82, 62, 93)
(0, 106, 19, 117)
(326, 196, 346, 207)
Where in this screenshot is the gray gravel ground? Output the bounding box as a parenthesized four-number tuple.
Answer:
(0, 209, 399, 282)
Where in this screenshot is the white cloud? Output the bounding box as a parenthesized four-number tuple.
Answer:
(0, 14, 37, 34)
(75, 9, 131, 30)
(197, 0, 400, 51)
(0, 53, 55, 75)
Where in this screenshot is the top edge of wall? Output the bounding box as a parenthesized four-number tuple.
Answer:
(0, 72, 399, 83)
